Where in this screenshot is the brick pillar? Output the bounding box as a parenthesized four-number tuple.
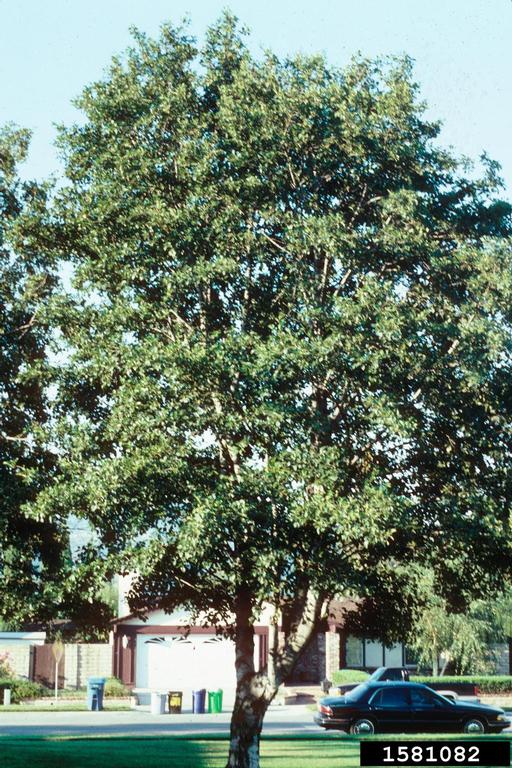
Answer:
(325, 628, 340, 680)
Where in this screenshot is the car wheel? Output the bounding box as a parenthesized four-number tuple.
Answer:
(463, 718, 486, 734)
(350, 718, 375, 735)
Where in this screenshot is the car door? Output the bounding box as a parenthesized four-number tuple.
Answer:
(410, 687, 456, 732)
(368, 686, 413, 732)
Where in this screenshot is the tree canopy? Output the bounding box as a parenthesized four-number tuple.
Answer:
(8, 14, 512, 767)
(0, 127, 114, 637)
(0, 125, 67, 625)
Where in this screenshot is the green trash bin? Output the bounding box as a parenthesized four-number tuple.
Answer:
(208, 689, 223, 713)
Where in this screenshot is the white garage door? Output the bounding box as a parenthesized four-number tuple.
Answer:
(136, 634, 235, 690)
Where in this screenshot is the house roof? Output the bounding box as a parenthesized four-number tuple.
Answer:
(327, 597, 361, 627)
(112, 598, 361, 629)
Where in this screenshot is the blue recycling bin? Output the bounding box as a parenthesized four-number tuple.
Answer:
(87, 676, 106, 711)
(192, 688, 206, 714)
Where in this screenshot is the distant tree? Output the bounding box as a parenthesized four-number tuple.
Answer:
(20, 15, 512, 768)
(408, 594, 496, 675)
(403, 574, 512, 676)
(490, 587, 512, 640)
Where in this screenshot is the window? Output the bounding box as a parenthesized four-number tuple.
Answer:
(345, 683, 370, 702)
(381, 668, 405, 681)
(384, 644, 403, 667)
(365, 639, 384, 667)
(345, 636, 363, 667)
(371, 688, 410, 709)
(410, 688, 440, 709)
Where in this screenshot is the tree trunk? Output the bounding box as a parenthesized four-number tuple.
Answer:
(225, 585, 323, 767)
(266, 620, 279, 689)
(226, 679, 274, 768)
(226, 590, 275, 768)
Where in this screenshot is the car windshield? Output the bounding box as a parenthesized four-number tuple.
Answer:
(344, 683, 368, 702)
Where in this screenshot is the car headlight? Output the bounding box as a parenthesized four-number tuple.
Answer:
(497, 714, 509, 722)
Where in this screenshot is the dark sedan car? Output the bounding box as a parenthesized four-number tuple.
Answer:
(314, 681, 510, 735)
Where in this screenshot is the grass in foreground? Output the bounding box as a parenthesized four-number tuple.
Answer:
(0, 736, 352, 768)
(0, 736, 509, 768)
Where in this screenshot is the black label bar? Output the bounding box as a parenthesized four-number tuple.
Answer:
(360, 740, 510, 766)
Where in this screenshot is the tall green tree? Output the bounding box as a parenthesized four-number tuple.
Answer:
(21, 16, 512, 767)
(0, 125, 66, 624)
(0, 126, 115, 637)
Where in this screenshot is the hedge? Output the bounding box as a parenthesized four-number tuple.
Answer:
(331, 669, 370, 685)
(331, 671, 512, 693)
(412, 675, 512, 693)
(0, 678, 45, 703)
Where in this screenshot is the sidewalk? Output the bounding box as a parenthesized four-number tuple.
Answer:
(0, 704, 323, 738)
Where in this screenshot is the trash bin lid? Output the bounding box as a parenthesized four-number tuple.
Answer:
(88, 677, 107, 684)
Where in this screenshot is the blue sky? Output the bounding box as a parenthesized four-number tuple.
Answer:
(1, 0, 511, 194)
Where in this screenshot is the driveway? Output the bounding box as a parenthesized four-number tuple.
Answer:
(0, 704, 324, 738)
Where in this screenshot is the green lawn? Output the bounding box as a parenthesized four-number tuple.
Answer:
(0, 736, 509, 768)
(0, 736, 348, 768)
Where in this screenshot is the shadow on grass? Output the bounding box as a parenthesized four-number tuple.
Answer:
(0, 735, 509, 768)
(0, 736, 360, 768)
(0, 738, 225, 768)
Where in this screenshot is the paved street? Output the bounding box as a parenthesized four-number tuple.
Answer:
(1, 704, 511, 739)
(0, 704, 325, 738)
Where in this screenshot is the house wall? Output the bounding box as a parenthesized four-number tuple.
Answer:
(63, 644, 112, 689)
(0, 644, 32, 679)
(289, 630, 341, 683)
(119, 608, 193, 626)
(289, 632, 324, 683)
(119, 605, 277, 627)
(113, 598, 512, 689)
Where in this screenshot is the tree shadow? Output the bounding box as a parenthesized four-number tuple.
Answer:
(0, 737, 226, 768)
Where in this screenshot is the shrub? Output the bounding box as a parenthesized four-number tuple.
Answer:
(37, 677, 129, 699)
(39, 686, 87, 698)
(0, 652, 14, 678)
(331, 669, 370, 685)
(36, 677, 128, 698)
(412, 675, 512, 693)
(104, 676, 130, 697)
(0, 678, 45, 703)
